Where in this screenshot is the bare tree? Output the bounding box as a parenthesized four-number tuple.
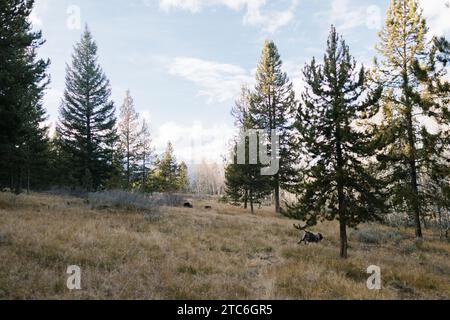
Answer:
(118, 90, 140, 189)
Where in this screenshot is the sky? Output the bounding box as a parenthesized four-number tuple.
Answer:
(30, 0, 450, 165)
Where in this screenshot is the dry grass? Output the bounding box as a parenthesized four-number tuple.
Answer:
(0, 192, 449, 300)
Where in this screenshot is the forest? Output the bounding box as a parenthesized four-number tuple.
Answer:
(0, 0, 450, 300)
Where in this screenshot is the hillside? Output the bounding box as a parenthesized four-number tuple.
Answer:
(0, 192, 449, 300)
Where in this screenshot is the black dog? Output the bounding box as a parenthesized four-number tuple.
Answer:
(298, 231, 324, 245)
(183, 202, 193, 208)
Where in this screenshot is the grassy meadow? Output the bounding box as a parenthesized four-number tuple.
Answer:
(0, 192, 449, 300)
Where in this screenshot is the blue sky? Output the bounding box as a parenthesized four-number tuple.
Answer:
(31, 0, 450, 164)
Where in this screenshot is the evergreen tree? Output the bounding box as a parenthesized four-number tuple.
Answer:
(150, 142, 179, 193)
(418, 36, 450, 234)
(224, 161, 246, 206)
(373, 0, 449, 238)
(136, 119, 153, 192)
(177, 161, 189, 192)
(118, 90, 140, 189)
(49, 131, 77, 188)
(225, 86, 272, 213)
(57, 26, 117, 191)
(249, 40, 297, 213)
(0, 0, 50, 193)
(287, 26, 384, 258)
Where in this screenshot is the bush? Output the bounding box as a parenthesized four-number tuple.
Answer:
(354, 228, 382, 244)
(88, 190, 185, 213)
(353, 226, 407, 245)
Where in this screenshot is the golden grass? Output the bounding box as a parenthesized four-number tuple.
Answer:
(0, 192, 449, 300)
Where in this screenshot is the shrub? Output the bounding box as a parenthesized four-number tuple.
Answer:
(353, 226, 407, 245)
(353, 228, 382, 244)
(385, 230, 406, 243)
(88, 190, 184, 213)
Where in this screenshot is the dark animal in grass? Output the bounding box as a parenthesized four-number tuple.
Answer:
(204, 206, 212, 210)
(294, 224, 324, 245)
(299, 231, 324, 244)
(183, 202, 193, 208)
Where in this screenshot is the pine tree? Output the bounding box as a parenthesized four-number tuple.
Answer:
(118, 90, 140, 189)
(57, 26, 117, 191)
(226, 86, 252, 208)
(177, 162, 189, 192)
(224, 162, 246, 206)
(287, 26, 384, 258)
(225, 144, 272, 214)
(0, 0, 50, 193)
(249, 40, 297, 213)
(373, 0, 448, 238)
(418, 36, 450, 236)
(225, 86, 272, 213)
(136, 119, 153, 192)
(150, 142, 179, 193)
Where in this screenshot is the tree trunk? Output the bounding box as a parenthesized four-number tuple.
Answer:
(14, 167, 21, 195)
(336, 122, 347, 258)
(402, 26, 422, 239)
(339, 217, 348, 259)
(250, 189, 254, 214)
(274, 175, 281, 214)
(407, 111, 422, 238)
(244, 189, 248, 209)
(141, 150, 146, 192)
(26, 166, 30, 195)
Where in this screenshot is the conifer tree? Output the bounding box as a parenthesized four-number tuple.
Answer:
(118, 90, 140, 189)
(418, 36, 450, 235)
(287, 26, 384, 258)
(225, 86, 272, 213)
(150, 142, 179, 193)
(136, 119, 153, 191)
(249, 40, 297, 213)
(0, 0, 50, 193)
(177, 162, 189, 192)
(57, 26, 117, 191)
(373, 0, 449, 238)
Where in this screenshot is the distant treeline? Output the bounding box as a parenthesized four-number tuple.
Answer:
(0, 1, 188, 195)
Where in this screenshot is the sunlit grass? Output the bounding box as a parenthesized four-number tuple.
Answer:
(0, 192, 448, 299)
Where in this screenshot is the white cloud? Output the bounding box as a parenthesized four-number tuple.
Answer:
(326, 0, 377, 32)
(159, 0, 299, 33)
(154, 121, 235, 164)
(282, 59, 305, 98)
(324, 0, 450, 36)
(29, 0, 50, 28)
(419, 0, 450, 37)
(29, 11, 43, 27)
(168, 57, 254, 103)
(141, 111, 153, 124)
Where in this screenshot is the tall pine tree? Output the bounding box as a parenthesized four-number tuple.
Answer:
(136, 119, 154, 192)
(287, 26, 384, 258)
(177, 161, 189, 193)
(373, 0, 449, 238)
(418, 36, 450, 237)
(118, 90, 140, 189)
(57, 26, 117, 191)
(249, 40, 297, 213)
(0, 0, 50, 193)
(225, 85, 272, 213)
